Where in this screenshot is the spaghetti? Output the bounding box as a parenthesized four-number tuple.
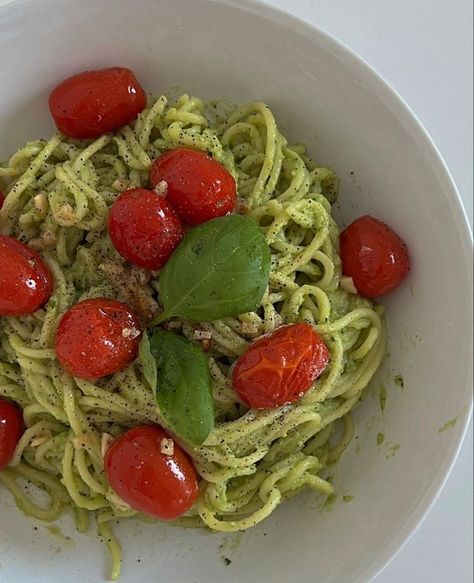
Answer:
(0, 93, 385, 579)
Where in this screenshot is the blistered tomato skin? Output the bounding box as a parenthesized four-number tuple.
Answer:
(0, 235, 53, 316)
(104, 425, 199, 520)
(0, 398, 24, 470)
(108, 189, 184, 270)
(149, 148, 237, 225)
(49, 67, 147, 139)
(232, 323, 330, 409)
(340, 215, 410, 298)
(55, 298, 141, 379)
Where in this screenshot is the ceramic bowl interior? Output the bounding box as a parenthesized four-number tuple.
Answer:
(0, 1, 472, 582)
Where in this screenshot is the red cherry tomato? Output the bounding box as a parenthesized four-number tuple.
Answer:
(55, 298, 141, 379)
(340, 215, 410, 298)
(232, 323, 330, 409)
(0, 398, 24, 470)
(149, 148, 237, 225)
(108, 188, 184, 270)
(0, 191, 4, 209)
(0, 235, 53, 316)
(105, 425, 199, 520)
(49, 67, 147, 139)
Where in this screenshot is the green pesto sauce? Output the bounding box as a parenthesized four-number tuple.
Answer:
(217, 532, 244, 567)
(438, 417, 458, 433)
(385, 444, 400, 459)
(322, 493, 338, 511)
(394, 374, 405, 389)
(342, 495, 354, 503)
(376, 432, 385, 446)
(379, 386, 387, 412)
(218, 532, 243, 554)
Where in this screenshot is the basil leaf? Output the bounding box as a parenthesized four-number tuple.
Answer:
(138, 331, 157, 396)
(158, 215, 271, 322)
(150, 329, 214, 446)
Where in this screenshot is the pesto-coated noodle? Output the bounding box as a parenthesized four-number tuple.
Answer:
(0, 93, 385, 579)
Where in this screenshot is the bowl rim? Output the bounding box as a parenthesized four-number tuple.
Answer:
(222, 0, 473, 580)
(0, 0, 472, 580)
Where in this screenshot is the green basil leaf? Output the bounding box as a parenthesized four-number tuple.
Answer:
(158, 215, 271, 322)
(150, 329, 214, 446)
(138, 331, 157, 396)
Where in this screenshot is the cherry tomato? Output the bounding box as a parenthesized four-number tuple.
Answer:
(49, 67, 147, 139)
(108, 188, 184, 270)
(0, 235, 53, 316)
(149, 148, 237, 225)
(55, 298, 141, 379)
(105, 425, 199, 520)
(0, 398, 24, 470)
(232, 323, 330, 409)
(340, 215, 410, 297)
(0, 191, 4, 209)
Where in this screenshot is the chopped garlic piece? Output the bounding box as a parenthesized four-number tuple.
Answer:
(112, 178, 130, 192)
(340, 275, 358, 294)
(30, 430, 52, 448)
(153, 180, 168, 196)
(33, 193, 48, 213)
(27, 238, 45, 251)
(194, 329, 212, 340)
(160, 437, 174, 456)
(29, 230, 57, 250)
(56, 203, 76, 225)
(42, 230, 57, 245)
(122, 326, 141, 339)
(72, 434, 90, 449)
(242, 322, 259, 335)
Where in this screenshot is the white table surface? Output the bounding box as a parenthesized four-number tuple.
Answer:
(262, 0, 473, 581)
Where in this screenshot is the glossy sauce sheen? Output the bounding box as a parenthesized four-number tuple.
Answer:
(233, 323, 330, 409)
(55, 298, 141, 379)
(150, 148, 237, 225)
(108, 188, 184, 269)
(49, 67, 147, 138)
(104, 425, 199, 520)
(0, 235, 53, 316)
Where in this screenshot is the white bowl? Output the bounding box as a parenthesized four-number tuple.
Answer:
(0, 0, 472, 581)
